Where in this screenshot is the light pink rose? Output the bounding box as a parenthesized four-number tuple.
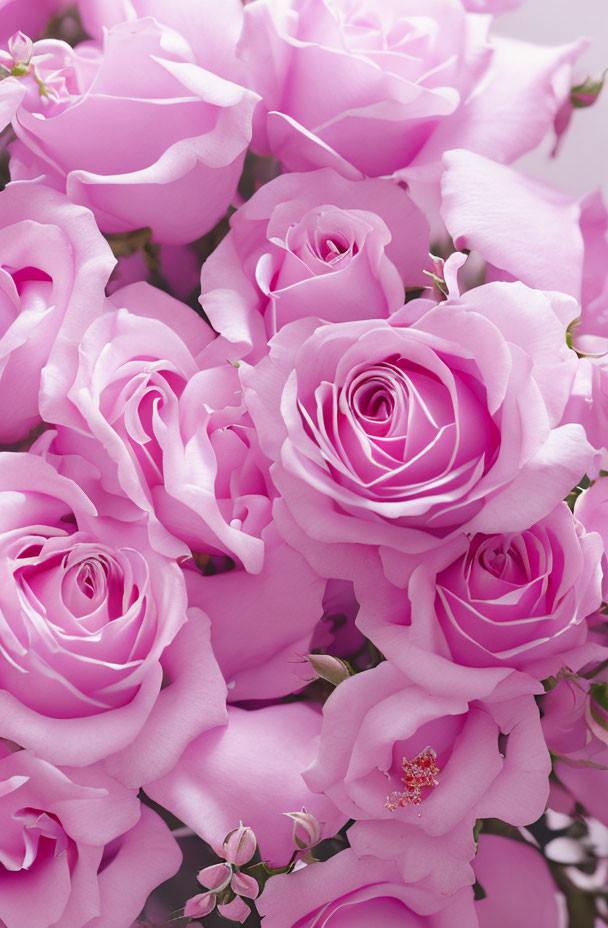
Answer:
(0, 452, 227, 784)
(147, 703, 346, 868)
(357, 502, 603, 678)
(258, 849, 478, 927)
(40, 281, 273, 573)
(474, 834, 566, 928)
(1, 19, 259, 243)
(0, 181, 113, 443)
(304, 660, 550, 893)
(243, 283, 591, 583)
(238, 0, 583, 179)
(184, 523, 326, 701)
(201, 168, 430, 360)
(76, 0, 243, 80)
(0, 746, 181, 928)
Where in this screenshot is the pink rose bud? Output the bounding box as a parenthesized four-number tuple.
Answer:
(217, 896, 250, 924)
(184, 892, 216, 918)
(230, 870, 260, 900)
(197, 862, 232, 891)
(8, 31, 33, 65)
(222, 823, 257, 866)
(284, 808, 322, 850)
(307, 653, 351, 687)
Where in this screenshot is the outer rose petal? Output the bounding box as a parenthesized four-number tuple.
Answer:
(0, 181, 114, 442)
(440, 150, 585, 299)
(474, 834, 566, 928)
(77, 0, 244, 80)
(258, 849, 478, 926)
(146, 703, 346, 867)
(185, 526, 325, 701)
(90, 806, 182, 928)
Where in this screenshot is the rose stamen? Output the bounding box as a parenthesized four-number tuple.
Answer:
(385, 746, 440, 812)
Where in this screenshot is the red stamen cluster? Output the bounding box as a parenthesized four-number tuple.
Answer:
(385, 746, 440, 811)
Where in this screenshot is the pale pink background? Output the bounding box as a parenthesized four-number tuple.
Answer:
(497, 0, 608, 196)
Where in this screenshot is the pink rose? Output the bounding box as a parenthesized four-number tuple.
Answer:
(357, 503, 603, 677)
(2, 19, 259, 243)
(238, 0, 583, 179)
(243, 284, 591, 583)
(258, 849, 478, 927)
(304, 660, 550, 893)
(0, 181, 113, 443)
(76, 0, 244, 80)
(147, 703, 346, 868)
(0, 746, 181, 928)
(41, 282, 273, 573)
(201, 168, 430, 360)
(0, 452, 227, 783)
(474, 834, 566, 928)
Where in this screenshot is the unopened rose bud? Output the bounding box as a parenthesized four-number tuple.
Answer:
(284, 808, 322, 850)
(571, 72, 606, 109)
(217, 896, 250, 924)
(8, 31, 33, 65)
(222, 823, 257, 866)
(184, 892, 215, 918)
(307, 653, 351, 687)
(197, 862, 232, 891)
(230, 870, 259, 900)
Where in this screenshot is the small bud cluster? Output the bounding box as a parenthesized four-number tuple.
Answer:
(183, 824, 258, 925)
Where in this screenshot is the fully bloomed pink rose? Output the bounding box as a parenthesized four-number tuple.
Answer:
(201, 168, 430, 360)
(40, 281, 273, 573)
(243, 283, 591, 583)
(356, 502, 603, 677)
(237, 0, 583, 179)
(474, 834, 566, 928)
(0, 181, 113, 443)
(76, 0, 243, 79)
(0, 19, 259, 243)
(147, 703, 346, 868)
(304, 660, 550, 893)
(0, 746, 181, 928)
(0, 452, 227, 784)
(258, 849, 478, 927)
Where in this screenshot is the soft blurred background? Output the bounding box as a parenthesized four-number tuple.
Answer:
(497, 0, 608, 196)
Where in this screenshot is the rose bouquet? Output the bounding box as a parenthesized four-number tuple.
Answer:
(0, 0, 606, 925)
